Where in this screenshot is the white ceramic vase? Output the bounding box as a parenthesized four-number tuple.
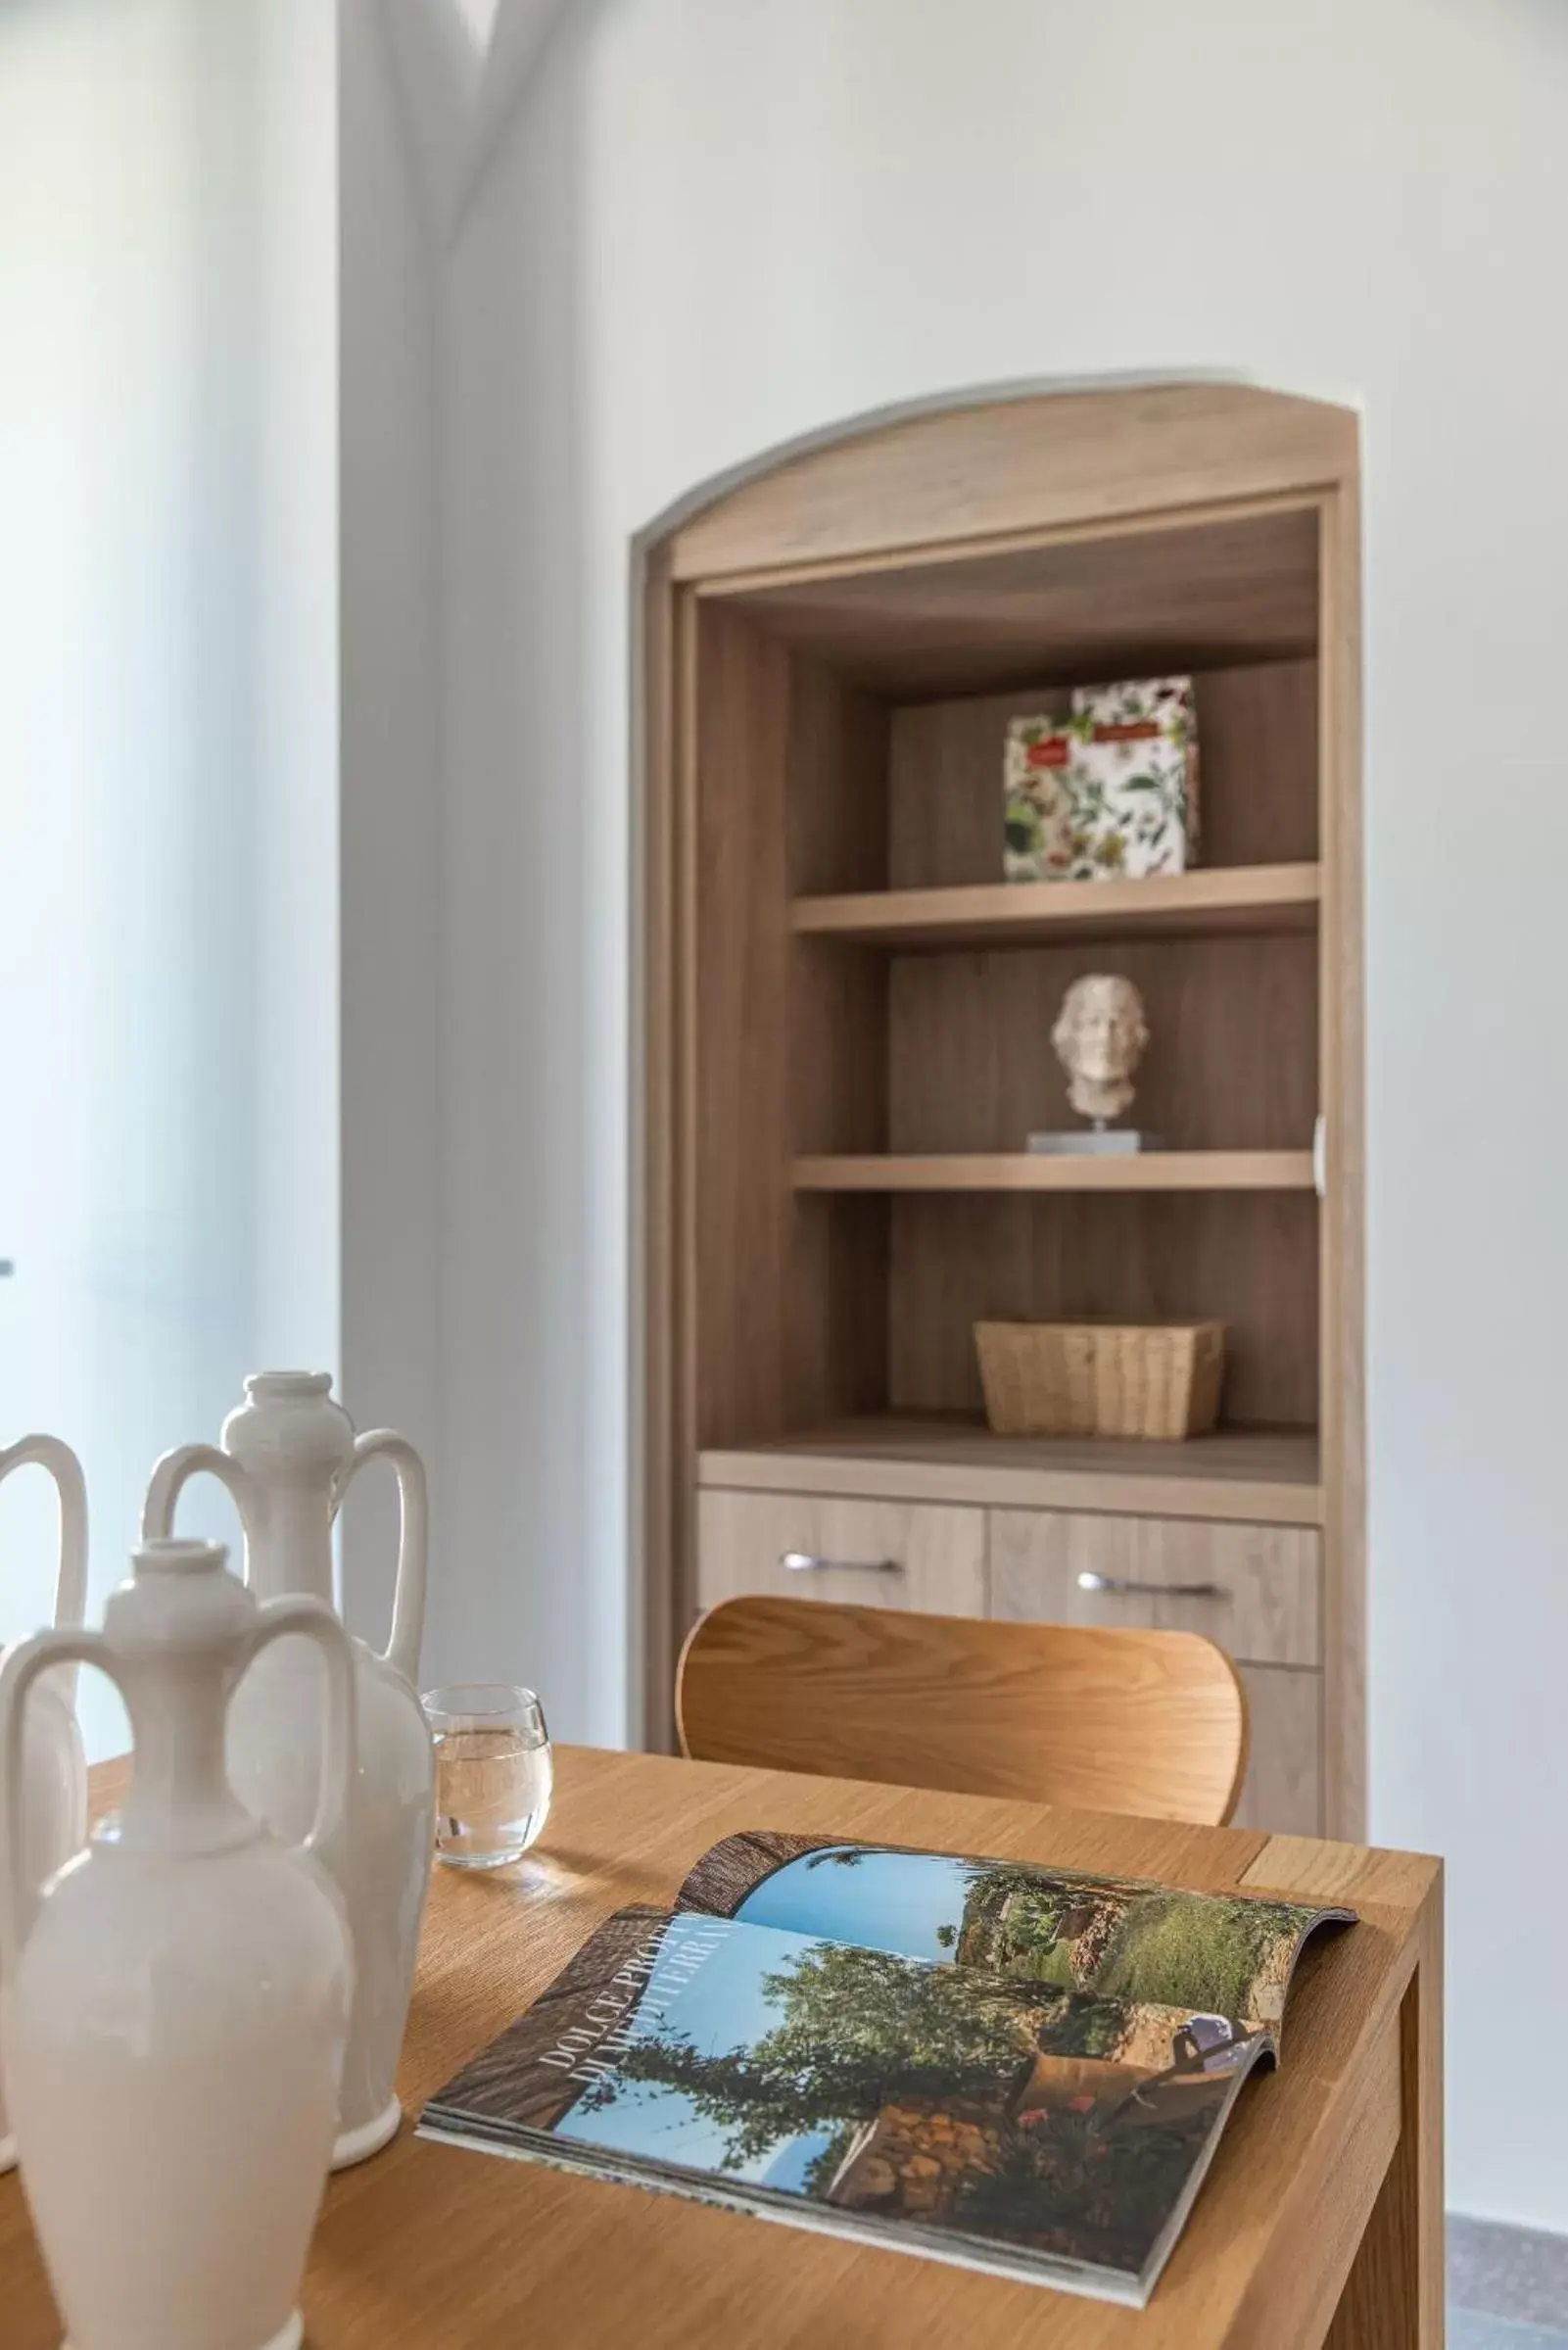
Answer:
(0, 1537, 356, 2350)
(0, 1433, 89, 2176)
(142, 1371, 434, 2169)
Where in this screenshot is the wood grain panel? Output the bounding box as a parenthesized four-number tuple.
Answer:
(6, 1751, 1434, 2350)
(797, 1153, 1314, 1193)
(887, 1192, 1319, 1427)
(1240, 1837, 1436, 1913)
(785, 651, 889, 894)
(792, 864, 1321, 949)
(667, 384, 1357, 579)
(692, 600, 793, 1449)
(784, 659, 892, 1420)
(791, 947, 887, 1155)
(784, 1197, 890, 1430)
(889, 682, 1070, 888)
(639, 555, 686, 1740)
(700, 1418, 1323, 1526)
(888, 661, 1318, 892)
(1317, 481, 1367, 1841)
(887, 935, 1317, 1154)
(707, 506, 1320, 695)
(677, 1596, 1248, 1827)
(989, 1510, 1320, 1666)
(1231, 1667, 1322, 1837)
(693, 607, 893, 1452)
(695, 1489, 985, 1616)
(1197, 660, 1320, 868)
(1323, 1943, 1443, 2350)
(784, 644, 893, 1418)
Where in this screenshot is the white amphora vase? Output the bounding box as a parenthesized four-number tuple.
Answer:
(142, 1371, 433, 2168)
(0, 1538, 356, 2350)
(0, 1433, 89, 2175)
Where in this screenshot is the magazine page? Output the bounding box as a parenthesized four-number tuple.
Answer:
(419, 1904, 1269, 2307)
(676, 1834, 1352, 2035)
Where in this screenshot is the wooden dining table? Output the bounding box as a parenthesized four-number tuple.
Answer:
(5, 1746, 1442, 2348)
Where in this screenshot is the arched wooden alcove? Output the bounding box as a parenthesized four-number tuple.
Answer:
(636, 381, 1362, 1839)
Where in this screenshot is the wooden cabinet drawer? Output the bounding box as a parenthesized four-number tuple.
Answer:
(1232, 1666, 1321, 1835)
(988, 1509, 1319, 1667)
(696, 1490, 985, 1616)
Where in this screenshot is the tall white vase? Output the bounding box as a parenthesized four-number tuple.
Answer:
(0, 1537, 356, 2350)
(142, 1371, 434, 2168)
(0, 1433, 89, 2176)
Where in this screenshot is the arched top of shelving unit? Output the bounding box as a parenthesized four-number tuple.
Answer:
(657, 380, 1358, 588)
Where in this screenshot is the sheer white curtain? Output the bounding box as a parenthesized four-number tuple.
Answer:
(0, 0, 338, 1751)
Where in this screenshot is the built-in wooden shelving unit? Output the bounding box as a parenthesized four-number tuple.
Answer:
(791, 862, 1321, 950)
(792, 1151, 1315, 1193)
(697, 1415, 1324, 1526)
(641, 382, 1364, 1838)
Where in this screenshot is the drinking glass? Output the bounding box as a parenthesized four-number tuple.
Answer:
(421, 1684, 552, 1868)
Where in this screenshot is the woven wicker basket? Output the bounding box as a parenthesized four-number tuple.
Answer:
(974, 1319, 1226, 1441)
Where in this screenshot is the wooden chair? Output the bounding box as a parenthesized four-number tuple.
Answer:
(676, 1596, 1249, 1827)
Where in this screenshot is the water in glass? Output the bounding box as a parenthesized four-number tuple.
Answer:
(422, 1685, 551, 1868)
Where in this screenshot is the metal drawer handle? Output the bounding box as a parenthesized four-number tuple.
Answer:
(782, 1551, 903, 1576)
(1076, 1570, 1225, 1601)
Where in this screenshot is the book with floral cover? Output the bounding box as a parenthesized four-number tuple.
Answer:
(419, 1836, 1352, 2307)
(1004, 676, 1199, 883)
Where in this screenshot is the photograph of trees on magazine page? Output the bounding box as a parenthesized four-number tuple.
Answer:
(430, 1907, 1258, 2283)
(684, 1836, 1320, 2033)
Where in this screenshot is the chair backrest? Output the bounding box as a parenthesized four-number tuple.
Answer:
(676, 1596, 1249, 1827)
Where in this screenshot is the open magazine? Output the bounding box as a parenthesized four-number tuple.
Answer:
(419, 1832, 1354, 2307)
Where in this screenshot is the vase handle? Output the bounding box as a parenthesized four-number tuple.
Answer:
(337, 1432, 427, 1687)
(0, 1437, 90, 1707)
(239, 1598, 356, 1859)
(141, 1444, 258, 1566)
(0, 1628, 112, 1980)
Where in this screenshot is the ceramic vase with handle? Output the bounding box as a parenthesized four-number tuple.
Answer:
(142, 1371, 433, 2168)
(0, 1537, 356, 2350)
(0, 1433, 89, 2175)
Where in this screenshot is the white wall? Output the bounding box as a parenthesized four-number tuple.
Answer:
(338, 0, 446, 1655)
(340, 0, 1568, 2224)
(340, 0, 624, 1725)
(0, 0, 338, 1739)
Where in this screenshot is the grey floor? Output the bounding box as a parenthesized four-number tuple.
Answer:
(1449, 2321, 1568, 2349)
(1449, 2219, 1568, 2348)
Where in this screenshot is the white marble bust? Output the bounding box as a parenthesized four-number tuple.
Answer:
(1052, 974, 1150, 1127)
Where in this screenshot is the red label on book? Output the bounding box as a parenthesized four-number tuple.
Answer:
(1092, 720, 1161, 743)
(1025, 737, 1070, 768)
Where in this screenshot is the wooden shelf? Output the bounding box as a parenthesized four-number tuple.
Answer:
(644, 383, 1362, 1829)
(699, 1415, 1324, 1527)
(792, 862, 1321, 951)
(793, 1151, 1316, 1194)
(706, 503, 1322, 695)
